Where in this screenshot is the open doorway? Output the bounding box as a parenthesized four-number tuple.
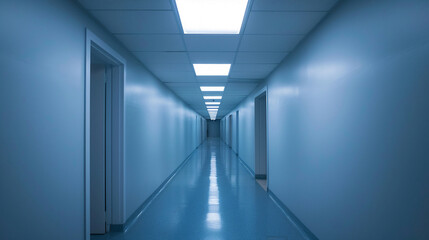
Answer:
(201, 118, 205, 143)
(228, 114, 233, 148)
(89, 53, 109, 234)
(255, 92, 267, 191)
(85, 30, 125, 239)
(235, 111, 239, 156)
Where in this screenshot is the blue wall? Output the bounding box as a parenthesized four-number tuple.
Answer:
(0, 0, 205, 239)
(223, 0, 429, 239)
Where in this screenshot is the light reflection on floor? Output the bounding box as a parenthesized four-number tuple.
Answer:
(91, 138, 306, 240)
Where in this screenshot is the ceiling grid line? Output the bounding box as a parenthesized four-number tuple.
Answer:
(78, 0, 340, 118)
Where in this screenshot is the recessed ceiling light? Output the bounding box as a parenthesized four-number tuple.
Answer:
(203, 96, 222, 100)
(175, 0, 249, 34)
(193, 64, 230, 76)
(207, 106, 219, 109)
(206, 102, 220, 105)
(200, 86, 225, 92)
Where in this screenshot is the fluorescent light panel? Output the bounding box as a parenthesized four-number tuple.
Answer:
(175, 0, 249, 34)
(207, 106, 219, 109)
(203, 96, 222, 100)
(206, 102, 220, 105)
(193, 64, 230, 76)
(200, 86, 225, 92)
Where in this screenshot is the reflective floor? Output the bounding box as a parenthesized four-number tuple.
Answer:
(92, 138, 306, 240)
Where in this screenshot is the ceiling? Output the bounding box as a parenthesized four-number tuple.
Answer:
(77, 0, 339, 119)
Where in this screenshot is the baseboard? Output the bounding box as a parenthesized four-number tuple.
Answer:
(110, 143, 202, 232)
(268, 190, 318, 240)
(255, 174, 267, 179)
(238, 156, 255, 177)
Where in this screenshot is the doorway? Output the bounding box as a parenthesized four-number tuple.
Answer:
(85, 30, 125, 239)
(89, 56, 109, 234)
(235, 111, 239, 156)
(255, 92, 267, 191)
(201, 118, 205, 142)
(228, 114, 233, 148)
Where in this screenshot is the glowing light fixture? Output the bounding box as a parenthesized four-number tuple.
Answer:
(206, 102, 220, 105)
(175, 0, 249, 34)
(193, 64, 231, 76)
(204, 96, 222, 100)
(200, 86, 225, 92)
(207, 106, 219, 109)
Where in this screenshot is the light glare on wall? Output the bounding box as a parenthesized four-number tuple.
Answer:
(175, 0, 249, 34)
(200, 86, 225, 92)
(193, 64, 231, 76)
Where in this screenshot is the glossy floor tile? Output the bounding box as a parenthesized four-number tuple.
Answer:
(92, 138, 306, 240)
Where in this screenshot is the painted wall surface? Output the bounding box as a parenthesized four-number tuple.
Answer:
(222, 82, 266, 173)
(0, 0, 205, 239)
(223, 0, 429, 239)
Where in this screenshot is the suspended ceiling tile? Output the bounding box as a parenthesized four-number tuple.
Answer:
(152, 71, 196, 82)
(134, 52, 189, 64)
(251, 0, 338, 11)
(184, 35, 240, 51)
(225, 82, 259, 95)
(78, 0, 172, 10)
(229, 72, 268, 79)
(177, 94, 203, 102)
(229, 63, 277, 79)
(146, 63, 194, 72)
(222, 95, 248, 101)
(235, 52, 288, 64)
(239, 35, 302, 52)
(116, 35, 185, 51)
(90, 10, 180, 34)
(228, 78, 262, 83)
(189, 52, 236, 63)
(165, 82, 199, 93)
(196, 76, 229, 83)
(231, 63, 277, 72)
(221, 98, 247, 106)
(245, 12, 326, 35)
(226, 82, 259, 91)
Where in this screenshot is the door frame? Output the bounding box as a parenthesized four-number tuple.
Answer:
(235, 110, 239, 156)
(85, 29, 126, 239)
(254, 88, 269, 187)
(228, 115, 232, 147)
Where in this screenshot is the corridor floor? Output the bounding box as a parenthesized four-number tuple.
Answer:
(92, 138, 306, 240)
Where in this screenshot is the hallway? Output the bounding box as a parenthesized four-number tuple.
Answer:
(2, 1, 429, 239)
(93, 138, 305, 240)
